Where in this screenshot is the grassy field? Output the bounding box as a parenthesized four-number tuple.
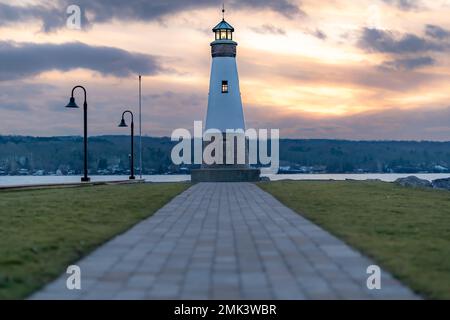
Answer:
(258, 180, 450, 299)
(0, 182, 189, 299)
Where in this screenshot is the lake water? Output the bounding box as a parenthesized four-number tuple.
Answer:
(0, 173, 449, 187)
(0, 175, 190, 187)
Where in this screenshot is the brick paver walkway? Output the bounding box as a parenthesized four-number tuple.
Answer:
(31, 183, 418, 300)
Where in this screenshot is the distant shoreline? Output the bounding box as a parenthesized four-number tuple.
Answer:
(2, 136, 450, 176)
(2, 173, 450, 188)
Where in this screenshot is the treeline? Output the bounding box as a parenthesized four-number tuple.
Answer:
(1, 136, 450, 174)
(280, 139, 450, 173)
(0, 135, 174, 175)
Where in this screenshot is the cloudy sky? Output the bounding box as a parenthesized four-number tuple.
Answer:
(1, 0, 450, 140)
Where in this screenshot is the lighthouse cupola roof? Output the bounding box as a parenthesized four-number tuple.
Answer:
(212, 19, 234, 32)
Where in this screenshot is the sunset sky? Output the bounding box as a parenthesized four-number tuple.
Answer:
(1, 0, 450, 140)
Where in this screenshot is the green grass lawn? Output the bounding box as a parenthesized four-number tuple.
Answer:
(258, 180, 450, 299)
(0, 183, 189, 299)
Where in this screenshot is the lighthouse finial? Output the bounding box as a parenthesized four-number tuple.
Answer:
(222, 3, 225, 20)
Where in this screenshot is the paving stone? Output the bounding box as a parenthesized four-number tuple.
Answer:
(31, 182, 419, 300)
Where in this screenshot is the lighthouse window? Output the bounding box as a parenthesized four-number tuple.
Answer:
(220, 30, 227, 39)
(221, 81, 228, 93)
(215, 30, 232, 40)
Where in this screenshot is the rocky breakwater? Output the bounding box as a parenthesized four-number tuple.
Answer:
(394, 176, 450, 190)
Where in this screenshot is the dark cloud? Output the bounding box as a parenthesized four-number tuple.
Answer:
(311, 29, 327, 40)
(380, 56, 435, 71)
(72, 0, 303, 22)
(425, 24, 450, 40)
(233, 0, 303, 18)
(0, 0, 303, 32)
(358, 26, 450, 71)
(381, 0, 420, 10)
(0, 41, 161, 81)
(0, 3, 68, 32)
(359, 28, 443, 53)
(250, 24, 286, 35)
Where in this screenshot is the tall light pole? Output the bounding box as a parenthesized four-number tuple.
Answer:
(65, 85, 90, 182)
(118, 110, 135, 180)
(139, 75, 143, 179)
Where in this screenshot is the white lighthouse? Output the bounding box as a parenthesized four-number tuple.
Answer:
(205, 14, 245, 132)
(191, 9, 260, 182)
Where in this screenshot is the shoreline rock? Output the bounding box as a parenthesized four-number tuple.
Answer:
(394, 176, 432, 188)
(432, 178, 450, 190)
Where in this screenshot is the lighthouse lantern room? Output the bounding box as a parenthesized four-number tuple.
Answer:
(213, 19, 234, 40)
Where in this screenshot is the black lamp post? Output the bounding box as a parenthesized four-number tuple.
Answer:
(65, 85, 90, 182)
(118, 110, 135, 180)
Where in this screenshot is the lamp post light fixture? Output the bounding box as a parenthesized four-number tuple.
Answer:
(64, 85, 90, 182)
(118, 110, 135, 180)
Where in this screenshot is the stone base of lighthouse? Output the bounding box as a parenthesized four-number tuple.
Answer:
(191, 134, 261, 183)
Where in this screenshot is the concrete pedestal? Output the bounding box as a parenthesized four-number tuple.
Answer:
(191, 167, 260, 183)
